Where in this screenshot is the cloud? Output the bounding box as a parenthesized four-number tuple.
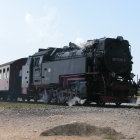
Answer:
(25, 12, 33, 24)
(24, 8, 62, 47)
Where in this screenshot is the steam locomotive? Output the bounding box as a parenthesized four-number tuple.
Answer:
(21, 36, 137, 105)
(0, 36, 137, 105)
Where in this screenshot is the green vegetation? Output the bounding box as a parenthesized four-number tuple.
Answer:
(0, 102, 56, 109)
(136, 90, 140, 96)
(106, 135, 117, 140)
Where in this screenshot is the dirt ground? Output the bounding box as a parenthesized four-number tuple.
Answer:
(0, 104, 140, 140)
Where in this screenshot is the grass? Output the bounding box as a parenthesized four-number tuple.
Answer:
(136, 91, 140, 96)
(106, 135, 117, 140)
(0, 101, 57, 109)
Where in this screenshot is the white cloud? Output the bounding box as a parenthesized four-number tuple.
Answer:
(25, 12, 33, 24)
(23, 8, 63, 48)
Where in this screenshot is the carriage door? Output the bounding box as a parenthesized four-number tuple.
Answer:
(33, 56, 43, 85)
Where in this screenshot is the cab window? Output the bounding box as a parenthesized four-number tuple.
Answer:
(34, 57, 40, 66)
(34, 56, 43, 66)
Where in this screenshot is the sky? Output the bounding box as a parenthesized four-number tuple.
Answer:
(0, 0, 140, 80)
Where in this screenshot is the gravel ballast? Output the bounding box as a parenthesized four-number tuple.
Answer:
(0, 104, 140, 140)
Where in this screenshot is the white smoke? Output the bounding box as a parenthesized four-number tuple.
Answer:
(83, 40, 95, 47)
(76, 39, 96, 49)
(130, 98, 137, 104)
(42, 90, 50, 104)
(67, 97, 86, 106)
(75, 38, 85, 47)
(136, 98, 140, 105)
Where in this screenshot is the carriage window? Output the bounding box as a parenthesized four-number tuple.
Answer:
(3, 68, 6, 79)
(0, 70, 2, 79)
(6, 68, 9, 78)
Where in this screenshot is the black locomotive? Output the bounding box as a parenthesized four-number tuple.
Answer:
(0, 36, 137, 105)
(20, 36, 137, 105)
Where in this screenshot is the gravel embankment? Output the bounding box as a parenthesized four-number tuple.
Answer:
(0, 104, 140, 140)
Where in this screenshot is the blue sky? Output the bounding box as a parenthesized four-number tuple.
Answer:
(0, 0, 140, 80)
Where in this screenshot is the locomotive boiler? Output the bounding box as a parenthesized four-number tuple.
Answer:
(21, 36, 137, 105)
